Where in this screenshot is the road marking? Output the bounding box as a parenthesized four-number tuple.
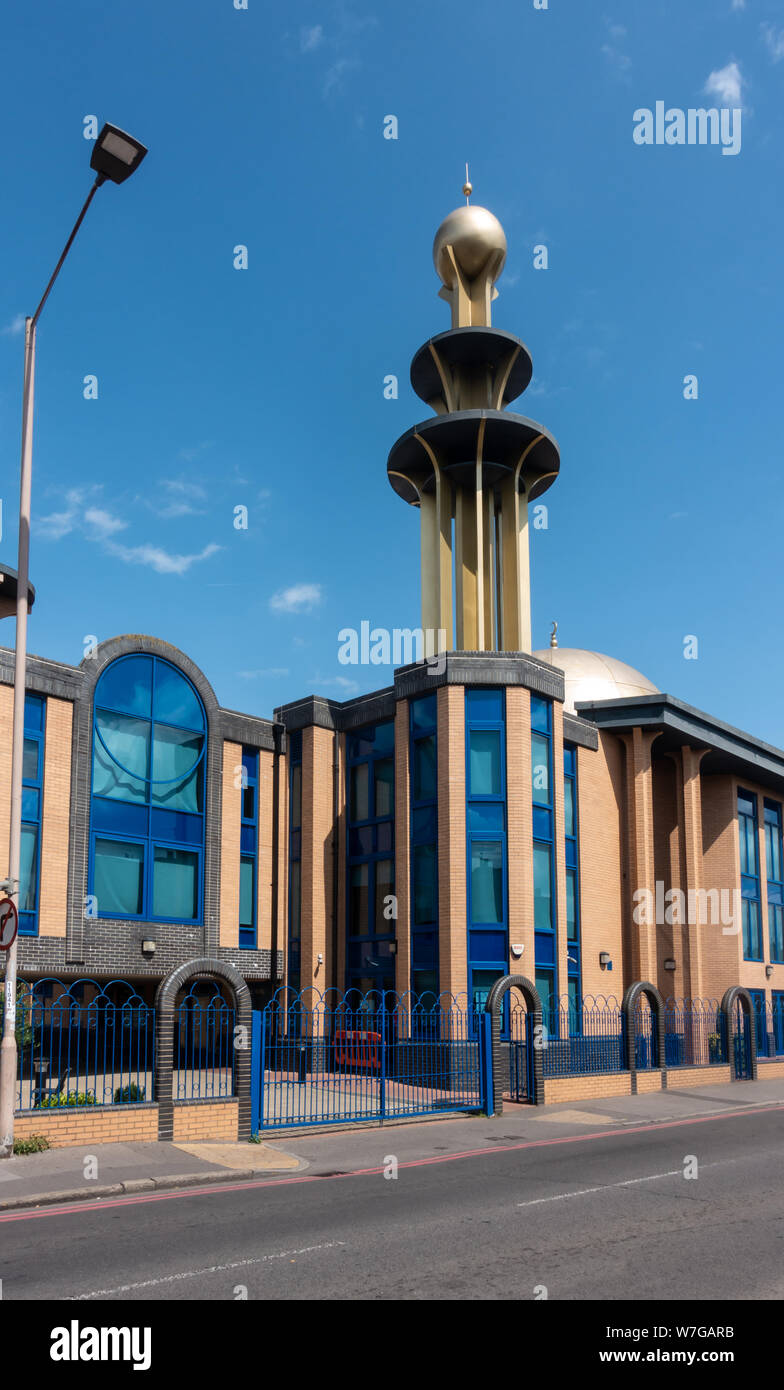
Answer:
(1, 1102, 780, 1225)
(71, 1241, 347, 1299)
(516, 1158, 731, 1208)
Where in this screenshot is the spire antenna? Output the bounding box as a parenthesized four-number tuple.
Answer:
(463, 163, 472, 203)
(550, 621, 558, 649)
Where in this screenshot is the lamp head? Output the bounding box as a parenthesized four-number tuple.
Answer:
(90, 123, 148, 185)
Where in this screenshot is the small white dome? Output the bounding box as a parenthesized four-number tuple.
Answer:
(532, 647, 659, 715)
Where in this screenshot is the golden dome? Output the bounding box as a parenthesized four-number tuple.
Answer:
(433, 205, 507, 288)
(532, 647, 659, 715)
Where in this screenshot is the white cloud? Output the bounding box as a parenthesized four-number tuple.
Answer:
(732, 0, 746, 10)
(704, 61, 744, 106)
(761, 23, 784, 62)
(106, 541, 221, 576)
(37, 487, 89, 539)
(270, 583, 322, 613)
(323, 57, 358, 97)
(601, 17, 631, 75)
(162, 478, 208, 500)
(83, 506, 127, 539)
(1, 314, 25, 336)
(312, 673, 360, 694)
(300, 24, 324, 52)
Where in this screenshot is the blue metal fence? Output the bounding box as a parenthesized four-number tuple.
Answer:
(251, 988, 484, 1131)
(751, 997, 784, 1059)
(663, 998, 726, 1068)
(173, 980, 235, 1099)
(8, 978, 155, 1111)
(539, 996, 627, 1078)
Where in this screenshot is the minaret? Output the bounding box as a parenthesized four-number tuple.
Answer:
(387, 183, 560, 652)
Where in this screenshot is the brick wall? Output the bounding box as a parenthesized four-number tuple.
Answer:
(38, 696, 73, 939)
(14, 1104, 158, 1149)
(257, 747, 274, 955)
(301, 725, 335, 993)
(172, 1099, 239, 1142)
(576, 732, 625, 999)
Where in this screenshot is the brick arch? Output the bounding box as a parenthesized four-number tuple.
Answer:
(66, 635, 224, 962)
(484, 974, 545, 1111)
(622, 980, 666, 1084)
(720, 986, 758, 1081)
(155, 957, 252, 1140)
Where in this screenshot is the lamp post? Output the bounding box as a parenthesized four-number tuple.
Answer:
(0, 124, 147, 1157)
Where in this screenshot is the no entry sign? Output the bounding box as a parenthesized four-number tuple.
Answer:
(0, 897, 18, 950)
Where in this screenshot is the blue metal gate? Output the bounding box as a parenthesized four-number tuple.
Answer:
(507, 1002, 532, 1101)
(251, 989, 486, 1131)
(731, 999, 752, 1079)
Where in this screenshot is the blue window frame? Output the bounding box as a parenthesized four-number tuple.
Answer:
(564, 743, 581, 1029)
(748, 988, 767, 1057)
(346, 721, 396, 993)
(738, 790, 763, 961)
(764, 800, 784, 964)
(531, 696, 557, 1004)
(89, 655, 206, 923)
(410, 694, 438, 1001)
(773, 991, 784, 1057)
(239, 747, 259, 949)
(288, 731, 302, 991)
(19, 694, 46, 936)
(466, 689, 507, 1013)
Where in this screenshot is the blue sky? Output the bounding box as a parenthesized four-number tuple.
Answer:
(1, 0, 783, 742)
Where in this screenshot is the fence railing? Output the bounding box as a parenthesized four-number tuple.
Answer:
(173, 981, 235, 1099)
(532, 997, 627, 1078)
(752, 999, 784, 1059)
(663, 998, 726, 1068)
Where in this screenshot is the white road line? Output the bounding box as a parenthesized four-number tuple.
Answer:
(71, 1241, 347, 1299)
(517, 1169, 684, 1207)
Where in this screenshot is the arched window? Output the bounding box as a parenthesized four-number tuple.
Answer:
(89, 654, 206, 923)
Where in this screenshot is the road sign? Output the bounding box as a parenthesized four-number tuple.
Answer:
(0, 898, 18, 950)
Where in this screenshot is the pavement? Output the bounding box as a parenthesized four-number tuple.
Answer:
(0, 1076, 781, 1212)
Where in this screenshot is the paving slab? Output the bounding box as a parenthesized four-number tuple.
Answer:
(172, 1141, 301, 1171)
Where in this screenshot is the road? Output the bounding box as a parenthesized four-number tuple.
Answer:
(1, 1106, 782, 1301)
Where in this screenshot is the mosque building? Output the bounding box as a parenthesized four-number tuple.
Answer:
(2, 189, 783, 1057)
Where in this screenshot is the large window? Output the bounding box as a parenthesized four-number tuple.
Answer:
(89, 655, 206, 922)
(20, 694, 46, 936)
(410, 694, 438, 1000)
(466, 688, 507, 1013)
(531, 696, 556, 1008)
(765, 800, 784, 964)
(564, 743, 581, 1024)
(346, 722, 396, 994)
(240, 747, 259, 948)
(738, 790, 762, 961)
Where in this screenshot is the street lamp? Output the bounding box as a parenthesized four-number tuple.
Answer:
(0, 124, 147, 1158)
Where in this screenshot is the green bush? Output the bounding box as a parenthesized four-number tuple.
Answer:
(38, 1090, 97, 1109)
(13, 1134, 50, 1154)
(114, 1082, 145, 1104)
(0, 983, 34, 1047)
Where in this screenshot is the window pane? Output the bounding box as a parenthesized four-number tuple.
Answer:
(411, 694, 437, 733)
(566, 867, 577, 939)
(471, 841, 503, 923)
(21, 787, 39, 821)
(471, 968, 502, 1013)
(466, 689, 502, 722)
(94, 838, 144, 915)
(19, 825, 38, 912)
(152, 725, 203, 812)
(535, 969, 554, 1011)
(374, 759, 394, 818)
(534, 844, 553, 930)
(350, 763, 369, 822)
(240, 856, 254, 928)
(531, 733, 550, 805)
(413, 736, 436, 802)
(413, 844, 437, 926)
(375, 859, 395, 931)
(770, 904, 784, 963)
(96, 655, 153, 717)
(290, 763, 301, 829)
(289, 861, 301, 941)
(93, 711, 149, 802)
(767, 823, 782, 883)
(743, 899, 760, 959)
(564, 779, 575, 837)
(23, 694, 44, 732)
(23, 737, 39, 782)
(349, 863, 369, 935)
(242, 785, 255, 821)
(153, 846, 198, 920)
(469, 730, 501, 796)
(153, 661, 204, 730)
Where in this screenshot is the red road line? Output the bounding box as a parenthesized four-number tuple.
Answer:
(1, 1101, 780, 1225)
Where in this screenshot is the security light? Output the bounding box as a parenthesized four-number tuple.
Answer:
(599, 951, 611, 968)
(664, 958, 676, 971)
(90, 123, 148, 185)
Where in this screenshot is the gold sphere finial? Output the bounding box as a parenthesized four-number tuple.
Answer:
(463, 162, 472, 203)
(550, 621, 559, 649)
